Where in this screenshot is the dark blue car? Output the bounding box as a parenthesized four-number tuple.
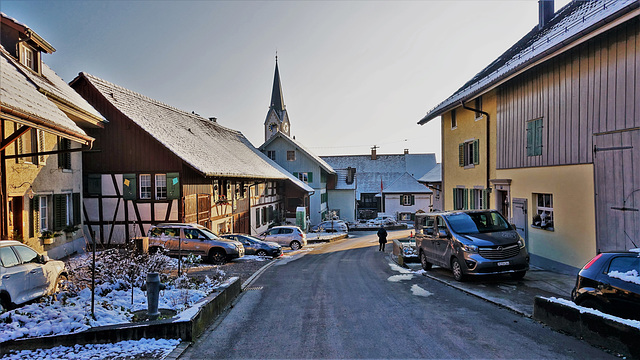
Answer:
(571, 250, 640, 320)
(221, 234, 282, 258)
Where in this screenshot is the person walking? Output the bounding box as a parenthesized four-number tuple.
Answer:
(377, 226, 388, 251)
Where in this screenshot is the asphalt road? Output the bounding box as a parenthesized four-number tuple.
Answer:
(180, 231, 616, 359)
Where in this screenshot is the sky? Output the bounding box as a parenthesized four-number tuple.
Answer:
(1, 0, 572, 162)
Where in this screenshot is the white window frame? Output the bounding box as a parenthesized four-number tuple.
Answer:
(139, 174, 151, 199)
(39, 196, 48, 231)
(533, 193, 554, 231)
(471, 189, 484, 210)
(402, 194, 412, 206)
(65, 194, 72, 226)
(20, 44, 35, 71)
(297, 172, 308, 183)
(155, 174, 167, 200)
(267, 150, 276, 161)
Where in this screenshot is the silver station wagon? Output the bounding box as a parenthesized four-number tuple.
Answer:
(415, 210, 529, 281)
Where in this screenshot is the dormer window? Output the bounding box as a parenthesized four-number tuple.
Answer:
(19, 44, 38, 72)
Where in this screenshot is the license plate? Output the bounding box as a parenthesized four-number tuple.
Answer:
(497, 261, 510, 266)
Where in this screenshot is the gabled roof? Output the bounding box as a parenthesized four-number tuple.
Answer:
(321, 153, 437, 196)
(0, 49, 92, 144)
(78, 72, 290, 180)
(382, 172, 431, 194)
(246, 144, 314, 194)
(418, 163, 441, 183)
(418, 0, 639, 124)
(0, 12, 55, 54)
(259, 132, 336, 175)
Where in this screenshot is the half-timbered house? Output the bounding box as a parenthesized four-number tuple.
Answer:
(70, 73, 310, 243)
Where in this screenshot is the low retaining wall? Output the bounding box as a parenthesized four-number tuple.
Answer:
(0, 277, 241, 356)
(307, 233, 348, 243)
(533, 296, 640, 358)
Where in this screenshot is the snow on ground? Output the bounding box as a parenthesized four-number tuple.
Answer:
(608, 270, 640, 285)
(233, 255, 270, 262)
(411, 284, 433, 297)
(387, 274, 414, 282)
(546, 297, 640, 329)
(1, 338, 180, 360)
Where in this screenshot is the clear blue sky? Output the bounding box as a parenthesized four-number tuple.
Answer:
(1, 0, 571, 161)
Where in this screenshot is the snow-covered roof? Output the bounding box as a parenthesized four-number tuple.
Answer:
(321, 153, 437, 196)
(260, 132, 336, 175)
(382, 172, 432, 194)
(79, 73, 289, 180)
(0, 50, 89, 141)
(333, 169, 356, 190)
(418, 0, 639, 124)
(418, 163, 441, 183)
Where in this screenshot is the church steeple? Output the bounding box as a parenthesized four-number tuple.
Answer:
(265, 55, 290, 141)
(270, 56, 285, 113)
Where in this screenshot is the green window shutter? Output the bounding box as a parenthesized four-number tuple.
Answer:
(463, 189, 469, 210)
(73, 193, 81, 225)
(411, 195, 415, 206)
(470, 190, 475, 210)
(483, 189, 489, 209)
(526, 121, 534, 156)
(452, 189, 458, 210)
(123, 174, 137, 200)
(167, 172, 180, 199)
(29, 197, 38, 237)
(37, 130, 46, 166)
(535, 119, 543, 156)
(307, 172, 313, 183)
(473, 139, 479, 165)
(293, 172, 298, 179)
(87, 174, 102, 195)
(400, 195, 404, 205)
(53, 194, 66, 231)
(458, 143, 464, 166)
(17, 136, 24, 164)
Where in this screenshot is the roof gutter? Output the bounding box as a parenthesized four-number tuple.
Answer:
(460, 100, 491, 202)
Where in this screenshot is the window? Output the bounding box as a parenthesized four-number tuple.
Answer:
(20, 44, 37, 71)
(58, 137, 72, 170)
(267, 150, 276, 161)
(451, 109, 457, 129)
(13, 245, 38, 263)
(470, 189, 486, 209)
(261, 207, 267, 225)
(474, 97, 483, 119)
(86, 174, 102, 195)
(532, 193, 554, 230)
(39, 196, 48, 231)
(458, 139, 479, 167)
(155, 174, 167, 200)
(452, 188, 467, 210)
(255, 208, 260, 228)
(287, 150, 296, 161)
(401, 194, 415, 206)
(527, 118, 543, 156)
(294, 172, 313, 184)
(139, 174, 151, 199)
(0, 246, 20, 268)
(17, 128, 45, 165)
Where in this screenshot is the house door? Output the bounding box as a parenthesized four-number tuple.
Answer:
(593, 129, 640, 252)
(8, 197, 23, 240)
(512, 198, 528, 249)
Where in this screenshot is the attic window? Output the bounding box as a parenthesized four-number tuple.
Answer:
(19, 44, 38, 72)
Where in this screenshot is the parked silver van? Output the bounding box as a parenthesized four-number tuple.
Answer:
(415, 210, 529, 281)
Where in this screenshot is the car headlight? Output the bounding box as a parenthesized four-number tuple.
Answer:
(461, 244, 478, 253)
(517, 238, 525, 249)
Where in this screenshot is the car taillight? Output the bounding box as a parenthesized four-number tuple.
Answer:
(583, 253, 603, 270)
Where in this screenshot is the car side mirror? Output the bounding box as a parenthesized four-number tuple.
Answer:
(39, 254, 50, 263)
(511, 223, 518, 230)
(438, 229, 449, 238)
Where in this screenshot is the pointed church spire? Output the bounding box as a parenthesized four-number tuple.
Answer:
(270, 56, 285, 112)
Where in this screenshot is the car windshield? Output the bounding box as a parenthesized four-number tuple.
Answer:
(446, 211, 511, 234)
(198, 227, 222, 240)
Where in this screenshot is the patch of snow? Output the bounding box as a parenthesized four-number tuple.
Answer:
(388, 262, 412, 274)
(608, 270, 640, 285)
(545, 297, 640, 329)
(233, 255, 269, 262)
(413, 269, 427, 276)
(1, 338, 180, 360)
(388, 274, 414, 282)
(411, 284, 433, 297)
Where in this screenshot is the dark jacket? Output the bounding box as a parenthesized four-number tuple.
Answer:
(377, 227, 388, 243)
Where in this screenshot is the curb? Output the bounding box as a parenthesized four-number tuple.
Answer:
(0, 278, 241, 356)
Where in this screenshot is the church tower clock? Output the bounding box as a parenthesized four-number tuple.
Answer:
(264, 56, 291, 141)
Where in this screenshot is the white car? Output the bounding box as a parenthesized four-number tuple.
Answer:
(366, 215, 397, 226)
(311, 220, 349, 233)
(258, 226, 307, 250)
(0, 241, 66, 312)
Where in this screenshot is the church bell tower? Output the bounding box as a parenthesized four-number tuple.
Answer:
(264, 56, 291, 141)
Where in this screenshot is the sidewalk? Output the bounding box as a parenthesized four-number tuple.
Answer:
(404, 262, 576, 317)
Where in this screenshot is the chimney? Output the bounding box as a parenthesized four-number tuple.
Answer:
(404, 149, 409, 155)
(209, 117, 217, 122)
(371, 146, 378, 160)
(538, 0, 554, 30)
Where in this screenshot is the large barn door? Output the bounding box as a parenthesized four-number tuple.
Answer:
(593, 129, 640, 252)
(183, 194, 211, 228)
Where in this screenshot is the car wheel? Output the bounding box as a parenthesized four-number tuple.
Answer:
(451, 257, 465, 282)
(256, 250, 268, 257)
(420, 251, 432, 270)
(209, 249, 226, 265)
(290, 241, 301, 251)
(0, 295, 8, 313)
(579, 298, 606, 313)
(509, 271, 526, 280)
